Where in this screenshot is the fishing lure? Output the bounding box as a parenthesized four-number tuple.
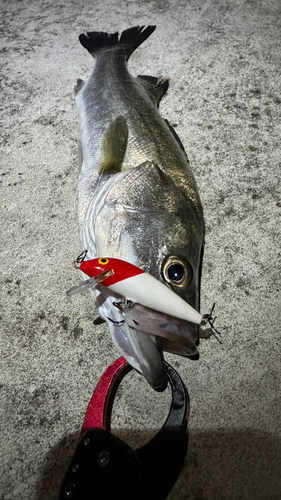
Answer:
(67, 251, 203, 325)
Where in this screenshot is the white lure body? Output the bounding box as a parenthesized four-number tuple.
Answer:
(109, 273, 203, 325)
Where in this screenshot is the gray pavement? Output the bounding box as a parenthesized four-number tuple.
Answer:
(1, 1, 280, 499)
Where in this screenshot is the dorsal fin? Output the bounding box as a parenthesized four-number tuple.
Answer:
(99, 116, 128, 175)
(137, 75, 169, 107)
(79, 25, 156, 61)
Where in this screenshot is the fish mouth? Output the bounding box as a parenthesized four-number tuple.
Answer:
(113, 301, 199, 358)
(95, 288, 199, 391)
(95, 288, 168, 391)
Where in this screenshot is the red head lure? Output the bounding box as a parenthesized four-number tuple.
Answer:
(67, 252, 203, 325)
(80, 257, 145, 286)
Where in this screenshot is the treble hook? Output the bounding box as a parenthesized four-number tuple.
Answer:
(201, 303, 222, 344)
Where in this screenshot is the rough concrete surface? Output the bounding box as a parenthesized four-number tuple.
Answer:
(1, 0, 280, 499)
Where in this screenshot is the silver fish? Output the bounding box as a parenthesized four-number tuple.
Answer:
(75, 26, 204, 390)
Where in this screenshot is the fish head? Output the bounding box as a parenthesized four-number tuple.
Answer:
(87, 161, 204, 305)
(140, 209, 204, 312)
(82, 161, 204, 388)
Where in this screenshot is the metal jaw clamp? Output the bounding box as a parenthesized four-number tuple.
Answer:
(60, 357, 189, 500)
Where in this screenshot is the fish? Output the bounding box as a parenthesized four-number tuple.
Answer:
(74, 26, 205, 390)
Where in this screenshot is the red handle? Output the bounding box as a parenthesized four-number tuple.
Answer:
(81, 357, 132, 434)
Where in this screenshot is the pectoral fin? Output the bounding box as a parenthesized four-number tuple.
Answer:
(74, 78, 85, 96)
(99, 116, 128, 175)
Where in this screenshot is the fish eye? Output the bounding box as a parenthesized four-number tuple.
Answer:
(162, 256, 191, 287)
(98, 258, 109, 265)
(167, 263, 185, 281)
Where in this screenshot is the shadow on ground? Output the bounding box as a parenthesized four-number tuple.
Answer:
(37, 428, 281, 500)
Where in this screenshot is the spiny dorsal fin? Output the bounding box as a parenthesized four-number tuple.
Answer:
(99, 116, 128, 175)
(79, 26, 156, 60)
(137, 75, 169, 107)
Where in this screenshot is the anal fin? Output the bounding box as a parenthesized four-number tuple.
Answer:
(99, 116, 128, 175)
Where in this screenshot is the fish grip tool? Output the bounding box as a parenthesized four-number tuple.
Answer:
(60, 357, 189, 500)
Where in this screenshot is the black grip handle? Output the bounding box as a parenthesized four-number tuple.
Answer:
(60, 359, 189, 500)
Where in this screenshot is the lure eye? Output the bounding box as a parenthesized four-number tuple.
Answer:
(162, 256, 191, 287)
(98, 258, 109, 265)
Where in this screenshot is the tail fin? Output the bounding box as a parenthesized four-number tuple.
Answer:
(79, 25, 156, 60)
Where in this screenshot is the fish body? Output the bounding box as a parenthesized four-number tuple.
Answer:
(75, 26, 205, 390)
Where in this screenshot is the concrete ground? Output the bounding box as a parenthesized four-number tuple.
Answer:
(1, 0, 280, 499)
